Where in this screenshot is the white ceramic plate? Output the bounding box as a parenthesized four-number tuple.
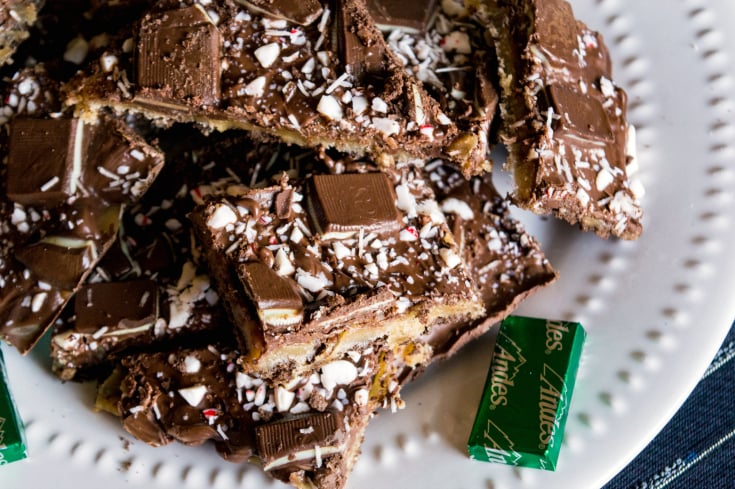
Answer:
(3, 0, 735, 487)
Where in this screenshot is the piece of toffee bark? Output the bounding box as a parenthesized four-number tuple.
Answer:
(480, 0, 643, 239)
(0, 0, 44, 66)
(65, 0, 463, 164)
(419, 160, 556, 362)
(191, 166, 484, 380)
(367, 0, 500, 176)
(107, 343, 408, 489)
(49, 130, 271, 379)
(0, 68, 164, 353)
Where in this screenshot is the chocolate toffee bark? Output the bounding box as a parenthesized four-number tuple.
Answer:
(0, 66, 164, 353)
(60, 136, 552, 488)
(367, 0, 500, 176)
(192, 165, 484, 380)
(419, 160, 556, 362)
(0, 0, 44, 66)
(65, 0, 462, 164)
(50, 130, 273, 379)
(480, 0, 643, 239)
(106, 343, 408, 489)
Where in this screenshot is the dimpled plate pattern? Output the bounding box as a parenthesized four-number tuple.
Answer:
(3, 0, 735, 488)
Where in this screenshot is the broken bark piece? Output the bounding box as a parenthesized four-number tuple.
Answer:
(481, 0, 643, 239)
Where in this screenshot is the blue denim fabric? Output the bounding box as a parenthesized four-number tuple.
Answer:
(603, 322, 735, 489)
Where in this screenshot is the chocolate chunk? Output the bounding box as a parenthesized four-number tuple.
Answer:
(366, 0, 438, 33)
(546, 85, 613, 142)
(137, 5, 221, 106)
(235, 0, 323, 26)
(335, 0, 385, 79)
(83, 118, 165, 203)
(75, 280, 159, 334)
(7, 117, 165, 205)
(255, 411, 345, 470)
(307, 173, 400, 239)
(0, 286, 67, 350)
(274, 188, 294, 220)
(239, 262, 303, 331)
(15, 236, 101, 290)
(6, 118, 86, 206)
(534, 0, 580, 60)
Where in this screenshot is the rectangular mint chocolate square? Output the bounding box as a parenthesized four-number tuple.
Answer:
(467, 316, 586, 470)
(0, 349, 27, 465)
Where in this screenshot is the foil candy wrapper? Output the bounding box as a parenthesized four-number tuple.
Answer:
(0, 348, 27, 465)
(467, 316, 586, 470)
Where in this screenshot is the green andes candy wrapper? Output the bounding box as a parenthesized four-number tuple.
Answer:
(0, 348, 27, 465)
(467, 316, 586, 470)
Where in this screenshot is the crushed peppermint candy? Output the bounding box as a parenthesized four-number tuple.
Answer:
(178, 385, 208, 407)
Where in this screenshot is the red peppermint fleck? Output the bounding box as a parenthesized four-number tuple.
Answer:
(192, 187, 203, 199)
(405, 226, 419, 239)
(269, 236, 278, 245)
(420, 124, 433, 130)
(202, 408, 219, 418)
(290, 28, 299, 35)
